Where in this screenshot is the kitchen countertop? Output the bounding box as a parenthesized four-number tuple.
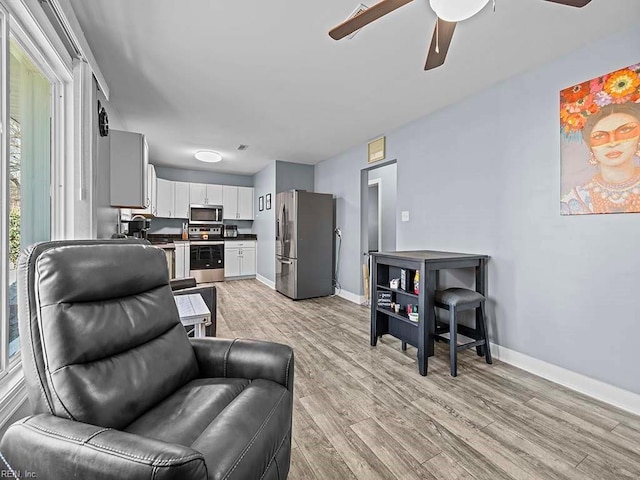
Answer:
(148, 234, 257, 246)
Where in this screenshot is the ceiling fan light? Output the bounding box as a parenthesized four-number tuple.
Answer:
(429, 0, 490, 22)
(194, 150, 223, 163)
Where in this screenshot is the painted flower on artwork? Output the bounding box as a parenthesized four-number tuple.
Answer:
(604, 69, 640, 98)
(594, 91, 613, 107)
(562, 81, 590, 103)
(560, 65, 640, 135)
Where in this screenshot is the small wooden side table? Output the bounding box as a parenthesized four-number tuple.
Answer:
(174, 293, 211, 338)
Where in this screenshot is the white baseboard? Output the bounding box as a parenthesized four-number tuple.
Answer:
(256, 274, 275, 289)
(337, 289, 366, 305)
(491, 342, 640, 417)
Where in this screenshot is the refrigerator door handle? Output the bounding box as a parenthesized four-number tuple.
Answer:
(277, 258, 292, 265)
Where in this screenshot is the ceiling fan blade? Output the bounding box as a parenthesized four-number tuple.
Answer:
(543, 0, 592, 7)
(329, 0, 414, 40)
(424, 18, 456, 71)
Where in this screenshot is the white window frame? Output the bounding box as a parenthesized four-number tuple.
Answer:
(0, 0, 76, 425)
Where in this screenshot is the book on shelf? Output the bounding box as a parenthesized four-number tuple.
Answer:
(377, 291, 392, 308)
(400, 269, 414, 292)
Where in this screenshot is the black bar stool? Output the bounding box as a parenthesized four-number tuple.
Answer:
(434, 288, 492, 377)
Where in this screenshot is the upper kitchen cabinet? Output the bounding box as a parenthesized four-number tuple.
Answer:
(190, 183, 223, 206)
(110, 130, 149, 208)
(156, 178, 174, 218)
(156, 179, 189, 219)
(174, 182, 190, 219)
(131, 164, 157, 216)
(223, 186, 254, 220)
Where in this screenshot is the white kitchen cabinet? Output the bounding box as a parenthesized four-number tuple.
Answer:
(223, 186, 254, 220)
(240, 244, 256, 276)
(174, 182, 190, 219)
(190, 183, 223, 206)
(224, 247, 241, 277)
(238, 187, 254, 220)
(222, 186, 239, 220)
(190, 183, 207, 205)
(156, 178, 174, 218)
(224, 241, 256, 278)
(131, 164, 157, 216)
(156, 179, 189, 219)
(174, 241, 190, 279)
(110, 130, 149, 208)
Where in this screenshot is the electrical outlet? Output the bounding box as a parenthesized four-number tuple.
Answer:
(401, 211, 409, 222)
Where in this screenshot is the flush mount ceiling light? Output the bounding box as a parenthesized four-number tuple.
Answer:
(194, 150, 222, 163)
(429, 0, 490, 22)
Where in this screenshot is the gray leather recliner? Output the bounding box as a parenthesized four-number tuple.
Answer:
(0, 240, 294, 480)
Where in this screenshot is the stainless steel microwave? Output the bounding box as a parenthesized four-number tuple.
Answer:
(189, 204, 223, 224)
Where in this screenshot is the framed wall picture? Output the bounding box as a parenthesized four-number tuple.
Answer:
(266, 194, 272, 210)
(560, 63, 640, 215)
(259, 196, 264, 211)
(368, 136, 385, 163)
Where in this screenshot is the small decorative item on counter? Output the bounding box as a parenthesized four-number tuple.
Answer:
(390, 278, 400, 289)
(181, 222, 188, 240)
(414, 271, 420, 294)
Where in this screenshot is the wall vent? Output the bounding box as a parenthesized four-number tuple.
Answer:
(237, 145, 249, 151)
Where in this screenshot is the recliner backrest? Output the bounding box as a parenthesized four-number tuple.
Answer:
(18, 240, 198, 429)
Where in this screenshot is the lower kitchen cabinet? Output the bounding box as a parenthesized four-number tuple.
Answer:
(174, 241, 190, 279)
(224, 241, 256, 278)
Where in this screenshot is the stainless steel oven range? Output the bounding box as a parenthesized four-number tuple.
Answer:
(189, 226, 224, 283)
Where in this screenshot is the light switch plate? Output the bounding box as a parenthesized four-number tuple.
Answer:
(401, 211, 409, 222)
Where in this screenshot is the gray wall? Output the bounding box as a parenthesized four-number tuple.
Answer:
(95, 84, 120, 239)
(276, 161, 314, 193)
(155, 166, 253, 186)
(315, 25, 640, 395)
(252, 162, 277, 282)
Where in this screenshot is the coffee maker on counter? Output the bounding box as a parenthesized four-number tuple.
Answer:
(124, 215, 151, 240)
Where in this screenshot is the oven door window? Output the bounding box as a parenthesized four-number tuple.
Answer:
(191, 245, 224, 269)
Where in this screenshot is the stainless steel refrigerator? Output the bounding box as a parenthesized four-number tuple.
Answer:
(276, 190, 333, 300)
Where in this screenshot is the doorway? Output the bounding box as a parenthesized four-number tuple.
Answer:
(360, 161, 397, 301)
(368, 179, 381, 253)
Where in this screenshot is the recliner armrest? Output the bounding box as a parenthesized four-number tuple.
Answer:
(0, 414, 207, 480)
(190, 338, 294, 392)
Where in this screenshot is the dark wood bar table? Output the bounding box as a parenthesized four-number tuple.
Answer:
(370, 250, 489, 376)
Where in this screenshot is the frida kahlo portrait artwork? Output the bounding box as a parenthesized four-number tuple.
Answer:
(560, 63, 640, 215)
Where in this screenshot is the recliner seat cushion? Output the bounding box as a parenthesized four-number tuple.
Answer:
(124, 377, 292, 480)
(192, 379, 292, 480)
(124, 378, 251, 446)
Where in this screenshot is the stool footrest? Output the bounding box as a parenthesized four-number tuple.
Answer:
(435, 333, 486, 351)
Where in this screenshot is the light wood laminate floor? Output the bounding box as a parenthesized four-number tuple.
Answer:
(215, 279, 640, 480)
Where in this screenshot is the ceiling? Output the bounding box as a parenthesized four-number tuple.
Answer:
(68, 0, 640, 175)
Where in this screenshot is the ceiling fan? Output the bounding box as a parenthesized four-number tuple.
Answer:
(329, 0, 592, 71)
